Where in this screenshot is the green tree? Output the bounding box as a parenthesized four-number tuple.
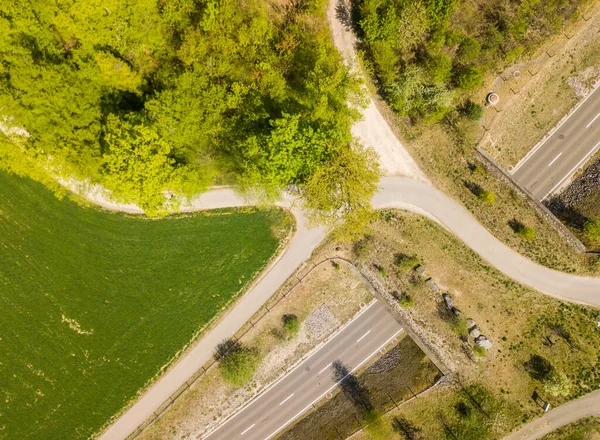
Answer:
(455, 66, 482, 90)
(219, 344, 261, 387)
(101, 116, 207, 215)
(302, 142, 381, 241)
(463, 100, 484, 120)
(457, 37, 481, 63)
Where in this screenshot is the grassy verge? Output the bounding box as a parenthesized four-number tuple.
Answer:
(0, 170, 293, 440)
(540, 416, 600, 439)
(340, 210, 600, 439)
(139, 253, 372, 439)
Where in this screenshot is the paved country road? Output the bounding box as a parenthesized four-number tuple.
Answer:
(503, 389, 600, 440)
(203, 301, 402, 440)
(512, 84, 600, 200)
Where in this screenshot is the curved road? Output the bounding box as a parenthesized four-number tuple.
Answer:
(503, 389, 600, 440)
(98, 176, 600, 440)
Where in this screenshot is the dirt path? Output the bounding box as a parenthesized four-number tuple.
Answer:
(326, 0, 428, 181)
(503, 389, 600, 440)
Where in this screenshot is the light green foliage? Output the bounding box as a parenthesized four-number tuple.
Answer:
(356, 0, 587, 122)
(302, 142, 381, 241)
(363, 408, 386, 439)
(478, 190, 495, 205)
(454, 66, 483, 90)
(0, 0, 369, 224)
(543, 370, 572, 397)
(101, 116, 207, 215)
(283, 314, 301, 335)
(0, 170, 290, 439)
(517, 226, 536, 241)
(584, 219, 600, 241)
(219, 345, 262, 387)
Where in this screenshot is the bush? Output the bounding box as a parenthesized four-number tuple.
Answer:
(399, 294, 415, 308)
(219, 344, 261, 386)
(517, 226, 536, 241)
(450, 317, 469, 339)
(477, 190, 495, 204)
(473, 345, 486, 357)
(395, 253, 420, 270)
(463, 100, 484, 120)
(524, 355, 553, 381)
(283, 314, 301, 335)
(424, 51, 453, 84)
(584, 219, 600, 240)
(455, 66, 482, 90)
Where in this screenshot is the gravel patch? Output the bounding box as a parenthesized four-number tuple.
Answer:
(366, 343, 401, 374)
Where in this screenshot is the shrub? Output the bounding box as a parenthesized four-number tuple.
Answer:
(450, 317, 469, 339)
(455, 66, 482, 90)
(477, 190, 495, 204)
(517, 226, 536, 241)
(584, 219, 600, 240)
(219, 344, 261, 386)
(395, 253, 420, 270)
(457, 37, 481, 63)
(283, 314, 301, 335)
(463, 100, 484, 120)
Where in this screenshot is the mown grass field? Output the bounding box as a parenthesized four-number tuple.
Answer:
(0, 171, 292, 439)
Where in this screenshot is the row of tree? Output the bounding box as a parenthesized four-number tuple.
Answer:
(0, 0, 379, 236)
(355, 0, 588, 122)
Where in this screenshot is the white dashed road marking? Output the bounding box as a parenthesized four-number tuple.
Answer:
(356, 329, 371, 343)
(548, 152, 562, 167)
(279, 394, 294, 406)
(586, 112, 600, 128)
(241, 424, 255, 435)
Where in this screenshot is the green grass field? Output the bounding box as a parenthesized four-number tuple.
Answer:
(0, 171, 292, 439)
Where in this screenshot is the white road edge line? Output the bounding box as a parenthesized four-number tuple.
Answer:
(356, 329, 371, 343)
(318, 363, 332, 375)
(541, 140, 600, 201)
(263, 328, 404, 440)
(512, 81, 600, 174)
(241, 424, 255, 435)
(586, 112, 600, 129)
(548, 152, 562, 167)
(201, 300, 378, 439)
(279, 394, 294, 406)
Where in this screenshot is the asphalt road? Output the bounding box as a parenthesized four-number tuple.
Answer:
(203, 301, 402, 440)
(512, 84, 600, 200)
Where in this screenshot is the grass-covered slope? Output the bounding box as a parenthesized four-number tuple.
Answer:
(0, 171, 292, 439)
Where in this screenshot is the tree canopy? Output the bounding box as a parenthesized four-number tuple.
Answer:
(0, 0, 377, 227)
(355, 0, 588, 122)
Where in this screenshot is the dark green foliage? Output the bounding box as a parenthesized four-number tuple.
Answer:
(0, 0, 371, 219)
(219, 343, 262, 387)
(463, 100, 484, 121)
(355, 0, 587, 122)
(0, 170, 288, 439)
(524, 355, 554, 381)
